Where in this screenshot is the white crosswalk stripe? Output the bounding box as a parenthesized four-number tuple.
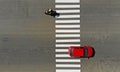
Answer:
(56, 44, 80, 47)
(56, 0, 80, 3)
(56, 54, 70, 57)
(56, 34, 80, 37)
(55, 0, 80, 72)
(56, 39, 80, 42)
(56, 25, 80, 28)
(56, 69, 81, 72)
(56, 64, 81, 67)
(56, 59, 81, 62)
(56, 10, 80, 13)
(56, 29, 80, 33)
(57, 15, 80, 18)
(56, 5, 80, 8)
(56, 20, 80, 23)
(56, 49, 68, 52)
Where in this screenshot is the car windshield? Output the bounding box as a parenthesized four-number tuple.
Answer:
(84, 48, 88, 57)
(70, 49, 73, 56)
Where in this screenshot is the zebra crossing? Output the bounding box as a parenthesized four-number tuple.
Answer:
(55, 0, 80, 72)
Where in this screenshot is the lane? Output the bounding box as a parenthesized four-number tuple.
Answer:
(81, 0, 120, 72)
(0, 0, 55, 72)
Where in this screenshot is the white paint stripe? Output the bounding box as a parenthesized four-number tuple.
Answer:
(57, 15, 80, 18)
(56, 39, 80, 42)
(56, 34, 80, 37)
(56, 23, 81, 25)
(56, 64, 81, 67)
(56, 25, 80, 28)
(56, 0, 80, 3)
(56, 5, 80, 8)
(56, 54, 70, 57)
(56, 49, 68, 52)
(56, 29, 80, 33)
(56, 20, 80, 23)
(56, 69, 81, 72)
(55, 0, 81, 71)
(56, 10, 80, 13)
(56, 59, 80, 62)
(56, 44, 80, 47)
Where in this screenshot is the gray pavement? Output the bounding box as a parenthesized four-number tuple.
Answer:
(81, 0, 120, 72)
(0, 0, 120, 72)
(0, 0, 55, 72)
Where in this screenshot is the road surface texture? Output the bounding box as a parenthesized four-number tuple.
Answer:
(81, 0, 120, 72)
(1, 0, 120, 72)
(0, 0, 55, 72)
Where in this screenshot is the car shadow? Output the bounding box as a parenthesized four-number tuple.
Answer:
(91, 47, 95, 57)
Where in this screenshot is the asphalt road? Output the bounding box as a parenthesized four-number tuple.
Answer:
(0, 0, 55, 72)
(0, 0, 120, 72)
(81, 0, 120, 72)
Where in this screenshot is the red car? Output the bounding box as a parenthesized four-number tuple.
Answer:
(68, 46, 95, 58)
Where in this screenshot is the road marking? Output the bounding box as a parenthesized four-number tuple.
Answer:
(56, 69, 81, 72)
(56, 34, 80, 37)
(56, 0, 80, 3)
(56, 44, 80, 47)
(57, 15, 80, 18)
(55, 0, 81, 72)
(56, 39, 80, 42)
(56, 59, 80, 62)
(56, 29, 80, 33)
(56, 49, 68, 52)
(56, 54, 70, 57)
(56, 10, 80, 13)
(56, 5, 80, 8)
(56, 25, 80, 28)
(56, 64, 81, 67)
(56, 20, 80, 23)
